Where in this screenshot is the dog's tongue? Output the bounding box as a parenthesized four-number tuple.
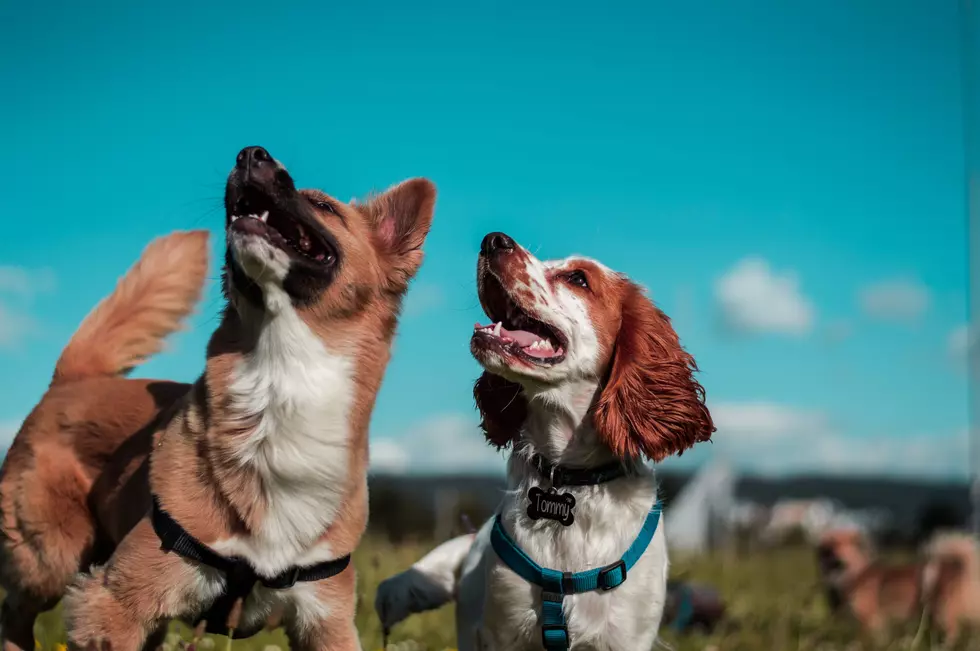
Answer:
(504, 327, 543, 347)
(474, 322, 545, 347)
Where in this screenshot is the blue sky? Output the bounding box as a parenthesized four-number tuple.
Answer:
(0, 0, 972, 479)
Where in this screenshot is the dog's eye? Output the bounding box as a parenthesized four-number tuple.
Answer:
(564, 270, 589, 289)
(312, 199, 337, 214)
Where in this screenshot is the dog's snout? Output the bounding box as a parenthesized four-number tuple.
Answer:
(481, 232, 516, 257)
(816, 545, 843, 572)
(236, 146, 272, 169)
(235, 146, 278, 189)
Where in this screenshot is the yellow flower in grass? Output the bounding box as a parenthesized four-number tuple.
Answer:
(33, 641, 40, 651)
(54, 644, 68, 651)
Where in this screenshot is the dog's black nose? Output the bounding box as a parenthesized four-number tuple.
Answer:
(235, 146, 277, 188)
(236, 146, 272, 168)
(481, 232, 515, 256)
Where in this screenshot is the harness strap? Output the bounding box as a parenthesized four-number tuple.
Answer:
(490, 500, 662, 651)
(670, 584, 695, 631)
(151, 495, 351, 634)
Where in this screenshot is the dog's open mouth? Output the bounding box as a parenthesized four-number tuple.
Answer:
(228, 191, 334, 264)
(472, 273, 566, 365)
(816, 547, 845, 574)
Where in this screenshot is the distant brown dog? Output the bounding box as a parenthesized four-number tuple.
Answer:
(816, 528, 980, 643)
(816, 528, 922, 635)
(0, 146, 436, 651)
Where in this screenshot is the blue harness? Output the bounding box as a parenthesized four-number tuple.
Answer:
(489, 500, 663, 651)
(670, 584, 695, 631)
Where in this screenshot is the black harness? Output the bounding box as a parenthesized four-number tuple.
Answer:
(151, 495, 351, 635)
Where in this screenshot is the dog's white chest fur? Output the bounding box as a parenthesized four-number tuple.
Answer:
(216, 293, 354, 578)
(481, 476, 669, 651)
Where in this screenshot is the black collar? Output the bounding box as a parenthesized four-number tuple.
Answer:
(527, 453, 629, 488)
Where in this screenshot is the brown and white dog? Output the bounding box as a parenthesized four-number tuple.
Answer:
(375, 232, 714, 651)
(816, 527, 980, 643)
(0, 146, 436, 651)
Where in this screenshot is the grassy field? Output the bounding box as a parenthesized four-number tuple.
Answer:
(27, 536, 978, 651)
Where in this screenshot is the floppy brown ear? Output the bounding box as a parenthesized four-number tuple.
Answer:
(363, 178, 437, 290)
(592, 283, 714, 462)
(473, 371, 528, 449)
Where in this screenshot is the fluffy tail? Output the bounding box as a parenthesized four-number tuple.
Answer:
(52, 230, 210, 384)
(921, 531, 980, 604)
(374, 533, 476, 632)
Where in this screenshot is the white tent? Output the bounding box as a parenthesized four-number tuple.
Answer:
(664, 458, 737, 554)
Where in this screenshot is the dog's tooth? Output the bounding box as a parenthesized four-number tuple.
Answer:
(493, 322, 502, 337)
(260, 210, 269, 222)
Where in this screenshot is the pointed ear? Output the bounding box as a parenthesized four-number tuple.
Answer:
(363, 178, 437, 289)
(592, 283, 714, 462)
(474, 371, 527, 449)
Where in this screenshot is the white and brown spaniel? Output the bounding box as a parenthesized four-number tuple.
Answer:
(376, 232, 714, 651)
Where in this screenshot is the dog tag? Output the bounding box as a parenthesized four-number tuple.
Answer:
(526, 486, 576, 526)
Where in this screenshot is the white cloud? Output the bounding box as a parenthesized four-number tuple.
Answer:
(715, 257, 814, 336)
(0, 266, 56, 297)
(707, 401, 969, 479)
(711, 402, 828, 443)
(859, 279, 930, 322)
(369, 413, 507, 475)
(0, 304, 32, 348)
(402, 283, 444, 318)
(806, 431, 969, 480)
(369, 439, 412, 474)
(0, 265, 56, 347)
(370, 405, 970, 480)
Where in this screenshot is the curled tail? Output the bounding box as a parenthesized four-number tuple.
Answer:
(921, 531, 980, 608)
(374, 533, 476, 633)
(52, 230, 210, 384)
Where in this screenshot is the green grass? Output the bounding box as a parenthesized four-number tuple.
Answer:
(26, 537, 978, 651)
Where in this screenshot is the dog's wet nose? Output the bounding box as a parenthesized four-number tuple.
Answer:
(236, 146, 277, 189)
(481, 232, 515, 256)
(236, 146, 272, 168)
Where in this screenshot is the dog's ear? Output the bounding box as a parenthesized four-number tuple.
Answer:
(362, 178, 437, 290)
(474, 371, 527, 449)
(593, 283, 715, 462)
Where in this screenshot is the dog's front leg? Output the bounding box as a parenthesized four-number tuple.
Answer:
(63, 519, 221, 651)
(286, 565, 361, 651)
